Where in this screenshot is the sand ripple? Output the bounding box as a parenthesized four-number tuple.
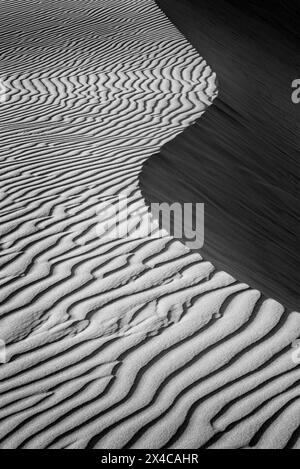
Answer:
(0, 0, 299, 449)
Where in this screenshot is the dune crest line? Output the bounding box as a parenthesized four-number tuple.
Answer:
(0, 0, 299, 449)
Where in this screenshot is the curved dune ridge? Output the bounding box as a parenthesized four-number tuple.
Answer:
(142, 0, 299, 311)
(0, 0, 299, 450)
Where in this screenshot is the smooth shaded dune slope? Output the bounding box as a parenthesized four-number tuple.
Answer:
(0, 0, 300, 450)
(141, 0, 300, 310)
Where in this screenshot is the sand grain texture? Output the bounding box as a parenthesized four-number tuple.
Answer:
(0, 0, 299, 449)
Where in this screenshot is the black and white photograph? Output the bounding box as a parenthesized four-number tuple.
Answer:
(0, 0, 299, 453)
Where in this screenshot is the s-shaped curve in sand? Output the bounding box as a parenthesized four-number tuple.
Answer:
(0, 0, 299, 449)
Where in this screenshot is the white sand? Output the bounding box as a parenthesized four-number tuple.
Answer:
(0, 0, 299, 449)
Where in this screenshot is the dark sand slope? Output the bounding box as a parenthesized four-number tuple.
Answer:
(141, 0, 300, 309)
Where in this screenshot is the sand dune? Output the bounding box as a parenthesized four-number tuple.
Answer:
(0, 0, 299, 449)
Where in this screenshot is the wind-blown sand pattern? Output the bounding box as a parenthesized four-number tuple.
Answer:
(0, 0, 299, 450)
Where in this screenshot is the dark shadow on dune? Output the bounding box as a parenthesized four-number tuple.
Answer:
(140, 0, 299, 310)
